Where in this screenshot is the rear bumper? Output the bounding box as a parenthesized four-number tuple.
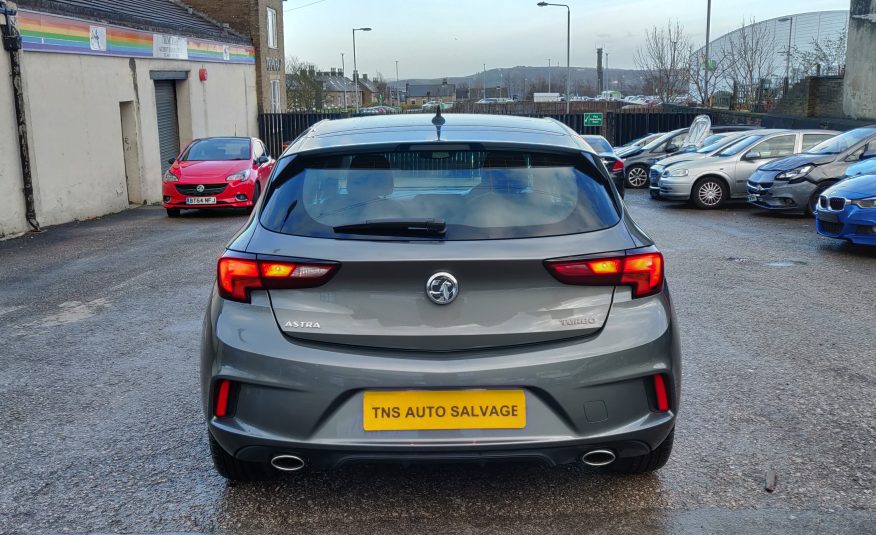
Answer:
(201, 287, 681, 466)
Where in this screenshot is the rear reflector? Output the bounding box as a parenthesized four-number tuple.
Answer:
(217, 252, 339, 303)
(215, 379, 231, 417)
(612, 160, 624, 172)
(653, 374, 669, 412)
(545, 249, 664, 298)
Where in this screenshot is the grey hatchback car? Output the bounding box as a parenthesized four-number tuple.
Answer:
(201, 114, 680, 480)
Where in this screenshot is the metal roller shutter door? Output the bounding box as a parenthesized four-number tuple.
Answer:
(154, 80, 180, 173)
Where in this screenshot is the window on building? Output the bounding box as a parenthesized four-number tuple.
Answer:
(270, 80, 281, 112)
(267, 7, 278, 49)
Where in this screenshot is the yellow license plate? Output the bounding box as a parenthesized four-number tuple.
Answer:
(363, 389, 526, 431)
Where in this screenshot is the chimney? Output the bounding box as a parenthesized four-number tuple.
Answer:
(362, 73, 368, 81)
(331, 67, 336, 75)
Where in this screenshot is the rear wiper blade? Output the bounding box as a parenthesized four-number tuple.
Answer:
(333, 218, 446, 236)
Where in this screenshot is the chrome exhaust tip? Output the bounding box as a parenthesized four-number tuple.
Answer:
(270, 454, 305, 472)
(581, 449, 616, 467)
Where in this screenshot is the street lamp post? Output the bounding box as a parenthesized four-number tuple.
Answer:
(395, 60, 399, 107)
(352, 27, 372, 113)
(704, 0, 712, 107)
(537, 2, 570, 113)
(548, 58, 551, 93)
(778, 17, 793, 96)
(341, 52, 347, 110)
(483, 63, 486, 100)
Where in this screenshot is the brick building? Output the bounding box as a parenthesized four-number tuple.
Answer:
(406, 80, 456, 107)
(184, 0, 287, 112)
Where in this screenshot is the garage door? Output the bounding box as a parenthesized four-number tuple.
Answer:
(154, 80, 180, 173)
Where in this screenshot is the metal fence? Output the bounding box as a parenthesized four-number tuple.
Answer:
(259, 109, 715, 156)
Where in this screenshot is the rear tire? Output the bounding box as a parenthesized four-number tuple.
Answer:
(691, 177, 728, 209)
(626, 165, 649, 189)
(609, 429, 674, 474)
(166, 208, 181, 218)
(209, 432, 275, 481)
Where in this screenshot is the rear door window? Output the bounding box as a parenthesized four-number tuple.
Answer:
(260, 150, 619, 241)
(802, 134, 834, 151)
(748, 135, 796, 158)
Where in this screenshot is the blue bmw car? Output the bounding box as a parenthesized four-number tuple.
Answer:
(815, 174, 876, 245)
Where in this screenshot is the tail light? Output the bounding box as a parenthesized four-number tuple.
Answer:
(612, 160, 624, 173)
(653, 374, 670, 411)
(545, 249, 664, 298)
(214, 379, 232, 417)
(217, 252, 339, 303)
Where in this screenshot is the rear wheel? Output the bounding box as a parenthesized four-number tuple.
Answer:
(691, 177, 727, 209)
(166, 208, 181, 218)
(609, 429, 674, 474)
(209, 432, 275, 481)
(626, 165, 649, 188)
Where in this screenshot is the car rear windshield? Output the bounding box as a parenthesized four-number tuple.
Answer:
(260, 150, 619, 241)
(181, 138, 251, 161)
(582, 137, 613, 154)
(805, 128, 876, 155)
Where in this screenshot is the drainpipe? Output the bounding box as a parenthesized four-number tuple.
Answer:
(1, 0, 40, 231)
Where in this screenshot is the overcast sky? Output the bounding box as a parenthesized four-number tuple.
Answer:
(282, 0, 849, 79)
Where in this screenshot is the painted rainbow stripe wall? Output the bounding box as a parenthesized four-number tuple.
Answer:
(18, 10, 255, 64)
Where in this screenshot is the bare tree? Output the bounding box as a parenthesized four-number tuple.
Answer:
(688, 44, 729, 106)
(720, 18, 778, 109)
(285, 56, 324, 111)
(791, 29, 847, 79)
(634, 20, 692, 102)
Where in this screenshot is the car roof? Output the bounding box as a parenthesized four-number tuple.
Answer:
(284, 114, 585, 155)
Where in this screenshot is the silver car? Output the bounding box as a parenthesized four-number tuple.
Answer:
(648, 130, 778, 198)
(658, 130, 838, 209)
(201, 114, 680, 480)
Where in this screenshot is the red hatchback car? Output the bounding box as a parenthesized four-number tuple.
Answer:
(162, 137, 275, 217)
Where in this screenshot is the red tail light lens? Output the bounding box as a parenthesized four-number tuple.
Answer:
(612, 160, 625, 173)
(217, 252, 338, 303)
(218, 256, 260, 302)
(653, 374, 670, 411)
(545, 249, 664, 298)
(215, 379, 232, 417)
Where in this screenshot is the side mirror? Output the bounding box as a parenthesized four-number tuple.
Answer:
(167, 158, 175, 165)
(861, 149, 876, 161)
(665, 144, 678, 153)
(744, 152, 761, 160)
(255, 155, 270, 165)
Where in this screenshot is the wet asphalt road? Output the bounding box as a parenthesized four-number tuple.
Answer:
(1, 191, 874, 534)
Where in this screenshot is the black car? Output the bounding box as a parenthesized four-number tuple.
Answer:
(581, 135, 625, 198)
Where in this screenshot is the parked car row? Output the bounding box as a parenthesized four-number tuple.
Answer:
(619, 121, 876, 246)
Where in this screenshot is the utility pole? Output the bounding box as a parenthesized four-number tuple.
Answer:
(483, 64, 488, 100)
(395, 60, 399, 107)
(704, 0, 712, 106)
(341, 52, 347, 109)
(548, 58, 551, 93)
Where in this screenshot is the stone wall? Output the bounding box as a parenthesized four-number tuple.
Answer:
(843, 0, 876, 120)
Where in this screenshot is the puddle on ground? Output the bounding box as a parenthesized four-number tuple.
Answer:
(765, 260, 807, 267)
